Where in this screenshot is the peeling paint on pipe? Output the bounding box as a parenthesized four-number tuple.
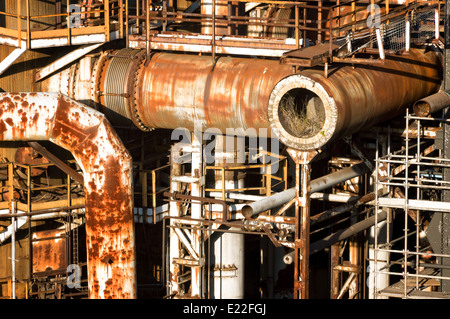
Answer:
(0, 92, 136, 299)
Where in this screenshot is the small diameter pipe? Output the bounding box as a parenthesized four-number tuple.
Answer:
(406, 19, 410, 52)
(283, 210, 388, 264)
(241, 162, 370, 218)
(413, 90, 450, 117)
(11, 200, 16, 299)
(435, 9, 440, 40)
(376, 28, 385, 60)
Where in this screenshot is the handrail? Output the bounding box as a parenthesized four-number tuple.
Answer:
(0, 0, 123, 49)
(0, 161, 83, 214)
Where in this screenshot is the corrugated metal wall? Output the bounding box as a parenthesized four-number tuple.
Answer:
(0, 0, 63, 93)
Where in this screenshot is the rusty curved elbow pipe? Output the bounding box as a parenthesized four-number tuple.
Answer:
(0, 92, 136, 299)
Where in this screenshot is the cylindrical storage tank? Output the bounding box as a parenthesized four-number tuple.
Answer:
(211, 231, 245, 298)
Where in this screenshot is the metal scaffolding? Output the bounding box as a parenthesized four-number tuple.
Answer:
(373, 110, 450, 299)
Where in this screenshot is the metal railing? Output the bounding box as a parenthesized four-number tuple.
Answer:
(0, 160, 84, 213)
(125, 0, 443, 58)
(0, 1, 442, 57)
(0, 0, 124, 49)
(136, 163, 170, 224)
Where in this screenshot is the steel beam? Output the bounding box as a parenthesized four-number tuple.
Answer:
(0, 47, 26, 77)
(35, 43, 103, 82)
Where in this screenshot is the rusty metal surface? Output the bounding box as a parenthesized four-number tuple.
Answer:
(98, 48, 443, 152)
(52, 47, 442, 153)
(0, 92, 135, 299)
(133, 52, 294, 133)
(413, 90, 450, 117)
(200, 0, 230, 35)
(32, 229, 67, 274)
(15, 146, 50, 177)
(286, 148, 319, 299)
(269, 48, 442, 150)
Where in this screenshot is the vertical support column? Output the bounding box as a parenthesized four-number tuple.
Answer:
(17, 0, 21, 48)
(201, 0, 230, 36)
(168, 150, 182, 295)
(26, 0, 30, 49)
(211, 135, 245, 299)
(287, 148, 319, 299)
(105, 0, 111, 42)
(440, 0, 450, 293)
(348, 219, 360, 299)
(330, 243, 340, 299)
(190, 132, 204, 298)
(11, 200, 16, 300)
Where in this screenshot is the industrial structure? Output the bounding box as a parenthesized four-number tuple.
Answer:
(0, 0, 449, 300)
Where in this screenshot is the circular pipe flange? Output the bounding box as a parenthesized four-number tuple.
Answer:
(268, 74, 338, 151)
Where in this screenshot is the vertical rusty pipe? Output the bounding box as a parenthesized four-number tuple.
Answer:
(0, 92, 136, 299)
(287, 149, 317, 299)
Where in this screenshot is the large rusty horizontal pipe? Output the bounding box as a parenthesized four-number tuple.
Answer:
(0, 92, 136, 299)
(95, 48, 441, 151)
(47, 48, 442, 151)
(268, 49, 442, 150)
(241, 162, 370, 218)
(131, 52, 294, 133)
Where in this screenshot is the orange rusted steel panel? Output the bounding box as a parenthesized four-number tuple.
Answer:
(32, 229, 67, 274)
(0, 92, 135, 299)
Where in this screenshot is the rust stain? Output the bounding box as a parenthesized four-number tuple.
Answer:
(132, 52, 293, 133)
(32, 229, 67, 273)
